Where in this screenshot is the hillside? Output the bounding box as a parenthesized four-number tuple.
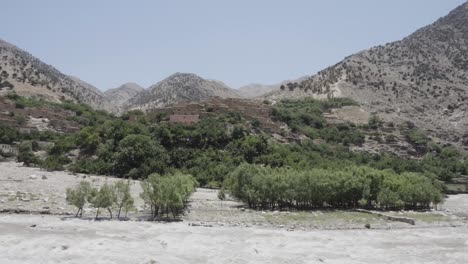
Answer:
(104, 82, 144, 112)
(238, 76, 306, 98)
(126, 73, 241, 111)
(266, 2, 468, 150)
(0, 39, 115, 112)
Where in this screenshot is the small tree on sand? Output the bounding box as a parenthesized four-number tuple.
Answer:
(90, 182, 115, 219)
(113, 180, 134, 219)
(66, 181, 95, 217)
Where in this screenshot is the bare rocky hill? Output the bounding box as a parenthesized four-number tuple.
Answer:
(0, 39, 115, 112)
(238, 76, 306, 98)
(104, 82, 144, 112)
(266, 2, 468, 150)
(126, 73, 241, 111)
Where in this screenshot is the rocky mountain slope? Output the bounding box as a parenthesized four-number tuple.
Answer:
(238, 77, 306, 98)
(0, 39, 115, 112)
(126, 73, 241, 110)
(266, 2, 468, 149)
(104, 82, 144, 112)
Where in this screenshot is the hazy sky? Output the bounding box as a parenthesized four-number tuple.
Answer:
(2, 0, 466, 90)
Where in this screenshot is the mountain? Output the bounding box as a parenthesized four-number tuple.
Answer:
(238, 76, 307, 98)
(104, 82, 144, 112)
(267, 2, 468, 149)
(0, 39, 115, 112)
(126, 72, 241, 110)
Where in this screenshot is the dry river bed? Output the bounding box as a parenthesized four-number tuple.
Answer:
(1, 162, 468, 263)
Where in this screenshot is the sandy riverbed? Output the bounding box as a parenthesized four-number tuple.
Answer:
(0, 214, 467, 264)
(1, 161, 468, 263)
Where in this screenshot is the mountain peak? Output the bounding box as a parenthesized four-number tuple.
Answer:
(126, 73, 240, 111)
(103, 82, 145, 113)
(267, 3, 468, 150)
(0, 39, 115, 111)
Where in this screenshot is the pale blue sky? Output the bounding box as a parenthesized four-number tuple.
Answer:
(2, 0, 466, 90)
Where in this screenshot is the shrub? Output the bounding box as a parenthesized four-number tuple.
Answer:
(16, 141, 40, 166)
(141, 172, 197, 219)
(368, 114, 383, 129)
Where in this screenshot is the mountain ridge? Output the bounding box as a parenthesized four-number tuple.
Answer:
(104, 82, 145, 112)
(0, 39, 115, 112)
(126, 72, 241, 111)
(266, 2, 468, 149)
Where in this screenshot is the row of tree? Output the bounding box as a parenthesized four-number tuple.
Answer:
(225, 164, 443, 210)
(66, 180, 134, 219)
(65, 172, 197, 220)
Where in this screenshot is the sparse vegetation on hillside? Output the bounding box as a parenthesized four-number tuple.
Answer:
(272, 98, 364, 145)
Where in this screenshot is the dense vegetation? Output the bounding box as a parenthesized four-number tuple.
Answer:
(141, 172, 197, 218)
(225, 164, 443, 210)
(2, 95, 468, 211)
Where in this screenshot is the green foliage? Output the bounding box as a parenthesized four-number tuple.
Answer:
(272, 98, 364, 145)
(6, 92, 47, 109)
(66, 180, 137, 219)
(368, 114, 383, 129)
(113, 180, 135, 219)
(15, 114, 27, 125)
(225, 164, 443, 210)
(0, 125, 20, 144)
(90, 182, 115, 219)
(404, 128, 430, 151)
(141, 172, 197, 219)
(218, 188, 226, 200)
(3, 94, 466, 190)
(39, 155, 70, 171)
(16, 141, 40, 166)
(66, 181, 95, 217)
(115, 134, 168, 178)
(228, 135, 270, 163)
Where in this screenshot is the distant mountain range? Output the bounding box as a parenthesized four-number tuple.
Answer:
(1, 2, 467, 150)
(0, 39, 247, 113)
(125, 72, 241, 111)
(237, 77, 306, 98)
(103, 83, 144, 113)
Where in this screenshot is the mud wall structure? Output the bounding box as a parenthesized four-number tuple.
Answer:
(147, 97, 283, 133)
(0, 97, 80, 133)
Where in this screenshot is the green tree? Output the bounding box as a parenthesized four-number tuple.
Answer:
(113, 180, 134, 219)
(115, 134, 168, 178)
(90, 183, 115, 219)
(66, 181, 95, 217)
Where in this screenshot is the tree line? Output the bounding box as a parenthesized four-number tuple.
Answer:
(65, 172, 196, 219)
(224, 164, 443, 210)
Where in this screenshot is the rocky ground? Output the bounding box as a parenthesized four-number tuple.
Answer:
(1, 161, 468, 263)
(0, 162, 145, 216)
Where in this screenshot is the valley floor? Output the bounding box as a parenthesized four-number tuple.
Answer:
(0, 214, 467, 264)
(0, 162, 468, 263)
